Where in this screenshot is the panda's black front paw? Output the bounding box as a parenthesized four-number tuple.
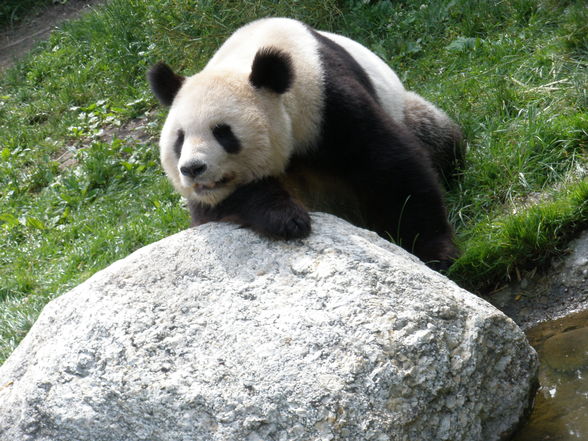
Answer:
(266, 203, 311, 240)
(220, 177, 311, 240)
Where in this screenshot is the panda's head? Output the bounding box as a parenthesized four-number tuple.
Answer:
(148, 48, 295, 206)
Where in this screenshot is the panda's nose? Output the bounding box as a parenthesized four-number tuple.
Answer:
(180, 160, 207, 178)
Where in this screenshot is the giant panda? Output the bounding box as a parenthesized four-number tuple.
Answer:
(148, 17, 464, 270)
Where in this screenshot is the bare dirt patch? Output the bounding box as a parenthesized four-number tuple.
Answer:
(0, 0, 105, 71)
(489, 230, 588, 329)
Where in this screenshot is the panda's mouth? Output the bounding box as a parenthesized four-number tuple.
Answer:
(192, 174, 234, 193)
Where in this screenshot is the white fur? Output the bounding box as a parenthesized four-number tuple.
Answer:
(206, 18, 325, 153)
(159, 17, 408, 206)
(318, 31, 406, 123)
(160, 70, 289, 206)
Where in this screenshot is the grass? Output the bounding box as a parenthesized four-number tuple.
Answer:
(0, 0, 586, 362)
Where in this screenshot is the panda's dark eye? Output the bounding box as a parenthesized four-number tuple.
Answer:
(174, 130, 184, 158)
(212, 123, 241, 154)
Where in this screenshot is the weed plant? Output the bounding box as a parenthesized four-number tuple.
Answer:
(0, 0, 586, 362)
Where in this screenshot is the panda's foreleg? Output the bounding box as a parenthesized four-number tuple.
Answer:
(188, 177, 311, 240)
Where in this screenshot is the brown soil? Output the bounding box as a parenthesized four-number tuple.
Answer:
(0, 0, 105, 71)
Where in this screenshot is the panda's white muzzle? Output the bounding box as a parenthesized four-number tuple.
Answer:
(178, 159, 235, 196)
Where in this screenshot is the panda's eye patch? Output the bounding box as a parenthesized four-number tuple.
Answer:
(174, 130, 184, 158)
(212, 124, 241, 154)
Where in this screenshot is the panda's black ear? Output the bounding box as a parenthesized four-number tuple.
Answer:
(249, 47, 294, 94)
(148, 62, 185, 106)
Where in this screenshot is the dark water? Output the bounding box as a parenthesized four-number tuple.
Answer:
(512, 309, 588, 441)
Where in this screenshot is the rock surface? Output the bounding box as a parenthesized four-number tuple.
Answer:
(0, 213, 538, 441)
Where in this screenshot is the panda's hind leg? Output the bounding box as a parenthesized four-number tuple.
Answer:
(403, 91, 465, 186)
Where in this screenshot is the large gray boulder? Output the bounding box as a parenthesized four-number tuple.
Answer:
(0, 213, 537, 441)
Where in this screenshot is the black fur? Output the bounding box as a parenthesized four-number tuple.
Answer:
(249, 47, 294, 94)
(303, 29, 458, 268)
(310, 30, 379, 102)
(189, 177, 310, 240)
(212, 124, 241, 154)
(174, 130, 184, 158)
(148, 62, 185, 106)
